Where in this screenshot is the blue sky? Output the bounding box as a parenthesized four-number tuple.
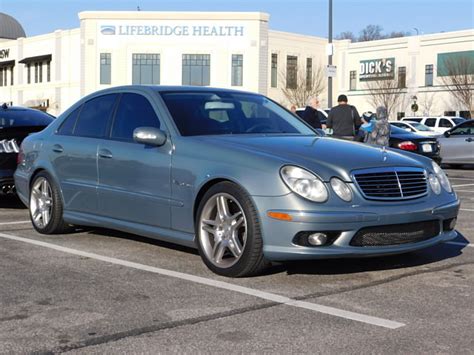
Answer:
(0, 0, 473, 38)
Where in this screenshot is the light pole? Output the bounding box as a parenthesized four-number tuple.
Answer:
(328, 0, 333, 108)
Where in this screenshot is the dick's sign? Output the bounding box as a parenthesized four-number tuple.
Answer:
(359, 58, 395, 81)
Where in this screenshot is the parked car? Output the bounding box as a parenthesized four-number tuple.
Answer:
(401, 116, 466, 133)
(0, 105, 54, 195)
(295, 107, 328, 126)
(389, 125, 442, 164)
(437, 119, 474, 167)
(15, 86, 459, 277)
(390, 121, 438, 137)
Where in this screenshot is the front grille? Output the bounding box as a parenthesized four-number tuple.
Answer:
(353, 167, 427, 200)
(350, 220, 440, 247)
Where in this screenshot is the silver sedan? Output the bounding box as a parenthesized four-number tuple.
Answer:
(438, 119, 474, 167)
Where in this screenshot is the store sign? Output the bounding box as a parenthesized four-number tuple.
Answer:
(100, 24, 245, 37)
(359, 58, 395, 81)
(0, 49, 10, 59)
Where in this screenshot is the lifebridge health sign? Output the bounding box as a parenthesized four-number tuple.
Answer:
(100, 24, 245, 37)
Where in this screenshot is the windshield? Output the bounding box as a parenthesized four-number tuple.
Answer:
(410, 122, 432, 131)
(0, 108, 54, 128)
(160, 91, 315, 136)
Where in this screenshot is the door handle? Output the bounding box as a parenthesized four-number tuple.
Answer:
(98, 148, 113, 159)
(465, 138, 473, 142)
(52, 144, 63, 153)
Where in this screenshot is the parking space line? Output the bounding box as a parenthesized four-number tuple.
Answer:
(0, 232, 405, 329)
(452, 183, 474, 188)
(455, 190, 474, 193)
(460, 208, 474, 212)
(446, 242, 474, 248)
(0, 220, 31, 226)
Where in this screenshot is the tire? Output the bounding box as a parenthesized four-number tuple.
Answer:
(29, 171, 70, 234)
(195, 182, 269, 277)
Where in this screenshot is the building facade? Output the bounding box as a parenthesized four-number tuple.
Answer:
(0, 11, 472, 119)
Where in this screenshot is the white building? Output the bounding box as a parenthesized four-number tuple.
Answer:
(0, 11, 472, 119)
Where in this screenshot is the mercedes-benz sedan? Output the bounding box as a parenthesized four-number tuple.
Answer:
(14, 86, 460, 277)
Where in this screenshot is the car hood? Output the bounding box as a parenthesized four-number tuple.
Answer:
(200, 135, 428, 181)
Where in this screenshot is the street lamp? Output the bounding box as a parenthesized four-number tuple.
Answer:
(328, 0, 333, 108)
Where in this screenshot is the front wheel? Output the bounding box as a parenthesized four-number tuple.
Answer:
(29, 171, 70, 234)
(195, 182, 269, 277)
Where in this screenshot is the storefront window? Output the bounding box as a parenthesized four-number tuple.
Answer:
(182, 54, 210, 86)
(425, 64, 433, 86)
(132, 53, 160, 85)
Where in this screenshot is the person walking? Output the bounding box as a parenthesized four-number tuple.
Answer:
(365, 106, 391, 146)
(301, 96, 323, 129)
(326, 94, 361, 140)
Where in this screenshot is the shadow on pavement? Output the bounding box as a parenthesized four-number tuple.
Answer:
(0, 195, 27, 209)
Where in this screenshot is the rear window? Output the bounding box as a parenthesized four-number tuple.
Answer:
(0, 108, 54, 128)
(74, 94, 118, 138)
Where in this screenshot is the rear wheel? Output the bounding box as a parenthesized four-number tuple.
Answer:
(29, 172, 70, 234)
(196, 182, 269, 277)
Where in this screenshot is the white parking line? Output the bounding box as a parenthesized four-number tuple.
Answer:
(449, 178, 474, 181)
(0, 232, 405, 329)
(0, 220, 31, 226)
(446, 242, 474, 248)
(460, 208, 474, 212)
(455, 190, 474, 193)
(452, 183, 474, 188)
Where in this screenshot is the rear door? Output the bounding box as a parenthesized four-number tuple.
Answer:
(97, 92, 172, 228)
(51, 94, 118, 213)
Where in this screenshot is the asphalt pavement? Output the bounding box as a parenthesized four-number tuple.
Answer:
(0, 167, 473, 354)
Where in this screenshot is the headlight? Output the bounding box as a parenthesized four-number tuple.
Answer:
(280, 166, 328, 202)
(330, 177, 353, 202)
(429, 173, 441, 195)
(432, 161, 452, 193)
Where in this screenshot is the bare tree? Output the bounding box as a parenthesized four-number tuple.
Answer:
(358, 25, 384, 42)
(336, 31, 356, 41)
(280, 65, 326, 107)
(439, 56, 474, 117)
(364, 79, 406, 119)
(419, 92, 437, 116)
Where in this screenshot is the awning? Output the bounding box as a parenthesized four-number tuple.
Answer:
(19, 54, 52, 64)
(0, 60, 15, 68)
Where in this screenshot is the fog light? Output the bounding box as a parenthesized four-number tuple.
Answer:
(443, 217, 457, 231)
(308, 233, 327, 246)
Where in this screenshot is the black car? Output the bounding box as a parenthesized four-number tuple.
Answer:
(0, 105, 54, 195)
(389, 124, 441, 164)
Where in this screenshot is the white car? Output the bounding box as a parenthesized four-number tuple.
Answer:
(390, 120, 438, 137)
(401, 116, 466, 133)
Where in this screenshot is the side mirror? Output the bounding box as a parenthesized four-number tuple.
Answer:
(133, 127, 167, 146)
(443, 131, 451, 138)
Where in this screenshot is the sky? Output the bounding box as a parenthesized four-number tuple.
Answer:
(0, 0, 473, 38)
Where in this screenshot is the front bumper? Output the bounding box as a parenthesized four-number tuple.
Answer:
(255, 194, 460, 261)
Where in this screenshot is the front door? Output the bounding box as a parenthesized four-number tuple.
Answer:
(441, 120, 474, 163)
(97, 93, 172, 228)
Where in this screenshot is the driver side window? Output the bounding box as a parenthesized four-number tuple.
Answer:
(450, 121, 474, 136)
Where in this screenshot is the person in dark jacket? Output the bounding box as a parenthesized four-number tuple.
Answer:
(301, 96, 323, 129)
(326, 94, 361, 140)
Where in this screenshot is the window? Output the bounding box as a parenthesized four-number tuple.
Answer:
(424, 118, 437, 127)
(397, 112, 405, 120)
(349, 70, 357, 91)
(34, 63, 39, 83)
(459, 111, 471, 119)
(425, 64, 433, 86)
(286, 55, 297, 89)
(39, 62, 43, 82)
(47, 61, 50, 82)
(306, 58, 312, 90)
(231, 54, 243, 86)
(74, 94, 118, 138)
(182, 54, 210, 86)
(0, 69, 3, 87)
(271, 54, 278, 88)
(444, 111, 456, 116)
(10, 66, 13, 85)
(132, 53, 160, 85)
(111, 93, 161, 141)
(100, 53, 111, 85)
(27, 64, 31, 84)
(439, 119, 453, 128)
(450, 120, 474, 135)
(57, 105, 82, 135)
(398, 66, 406, 88)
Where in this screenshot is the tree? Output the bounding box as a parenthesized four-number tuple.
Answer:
(439, 56, 474, 117)
(419, 92, 437, 116)
(364, 79, 406, 119)
(336, 31, 356, 41)
(279, 64, 326, 107)
(358, 25, 384, 42)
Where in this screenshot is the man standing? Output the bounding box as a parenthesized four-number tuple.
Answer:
(326, 94, 361, 140)
(301, 96, 323, 129)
